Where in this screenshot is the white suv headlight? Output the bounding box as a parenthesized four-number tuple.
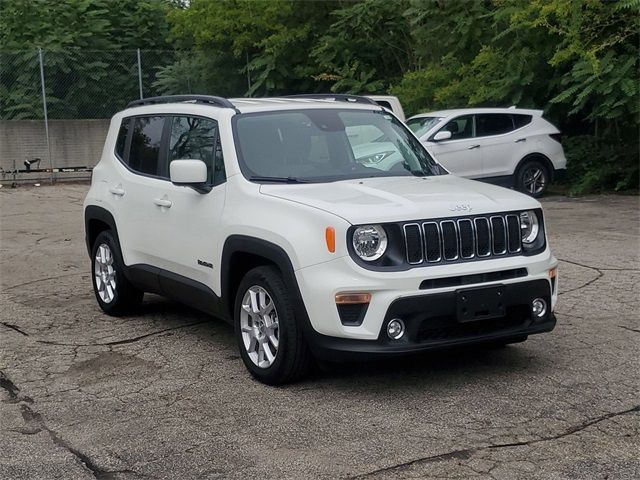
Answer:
(520, 210, 540, 244)
(352, 225, 388, 261)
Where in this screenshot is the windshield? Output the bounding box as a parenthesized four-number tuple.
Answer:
(233, 109, 444, 183)
(407, 116, 442, 137)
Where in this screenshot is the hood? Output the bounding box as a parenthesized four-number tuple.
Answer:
(260, 175, 539, 225)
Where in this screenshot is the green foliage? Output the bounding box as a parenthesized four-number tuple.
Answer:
(2, 0, 637, 193)
(310, 0, 414, 94)
(163, 0, 338, 96)
(0, 0, 172, 118)
(562, 135, 639, 194)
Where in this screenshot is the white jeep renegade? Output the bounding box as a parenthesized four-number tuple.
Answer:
(84, 94, 558, 384)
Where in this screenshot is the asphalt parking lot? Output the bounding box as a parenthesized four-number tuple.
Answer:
(1, 184, 638, 480)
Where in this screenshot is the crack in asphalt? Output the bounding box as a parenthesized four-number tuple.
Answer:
(1, 321, 29, 336)
(1, 271, 84, 291)
(19, 404, 142, 480)
(557, 258, 605, 296)
(0, 370, 33, 404)
(618, 325, 640, 334)
(1, 370, 143, 479)
(35, 321, 209, 347)
(0, 371, 20, 402)
(349, 404, 640, 478)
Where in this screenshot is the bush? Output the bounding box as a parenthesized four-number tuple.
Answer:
(562, 135, 639, 195)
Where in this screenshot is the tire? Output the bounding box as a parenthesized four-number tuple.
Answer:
(234, 266, 313, 385)
(516, 159, 549, 197)
(91, 230, 143, 316)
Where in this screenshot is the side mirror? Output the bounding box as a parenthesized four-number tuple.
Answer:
(432, 130, 452, 142)
(170, 159, 210, 193)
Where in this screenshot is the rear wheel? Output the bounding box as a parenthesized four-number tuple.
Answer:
(516, 159, 549, 197)
(91, 230, 143, 316)
(234, 266, 312, 385)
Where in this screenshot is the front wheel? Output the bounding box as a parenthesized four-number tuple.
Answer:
(516, 160, 549, 197)
(234, 266, 312, 385)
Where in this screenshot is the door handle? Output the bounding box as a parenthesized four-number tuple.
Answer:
(468, 144, 480, 150)
(515, 138, 527, 143)
(109, 185, 125, 196)
(153, 198, 172, 208)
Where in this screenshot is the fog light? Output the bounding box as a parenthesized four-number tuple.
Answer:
(387, 318, 405, 340)
(532, 298, 547, 318)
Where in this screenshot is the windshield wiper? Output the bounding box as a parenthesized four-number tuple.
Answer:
(249, 175, 311, 184)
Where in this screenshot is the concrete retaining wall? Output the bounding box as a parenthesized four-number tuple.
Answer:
(0, 119, 110, 173)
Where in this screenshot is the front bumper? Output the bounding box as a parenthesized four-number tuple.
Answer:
(295, 250, 558, 358)
(304, 279, 555, 361)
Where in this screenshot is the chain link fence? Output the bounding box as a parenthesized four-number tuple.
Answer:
(0, 49, 181, 184)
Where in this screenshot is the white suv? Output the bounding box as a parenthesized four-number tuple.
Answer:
(84, 95, 558, 384)
(407, 108, 567, 197)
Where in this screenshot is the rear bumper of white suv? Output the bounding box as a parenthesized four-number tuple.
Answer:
(295, 251, 558, 359)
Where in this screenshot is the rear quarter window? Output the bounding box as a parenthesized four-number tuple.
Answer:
(512, 114, 533, 129)
(115, 119, 130, 160)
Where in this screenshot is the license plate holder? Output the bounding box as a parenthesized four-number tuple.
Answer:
(456, 285, 506, 323)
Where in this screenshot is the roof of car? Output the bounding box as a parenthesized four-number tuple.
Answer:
(409, 107, 543, 120)
(122, 95, 386, 115)
(229, 97, 384, 114)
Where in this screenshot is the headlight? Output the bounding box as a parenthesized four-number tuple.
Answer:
(520, 210, 540, 244)
(352, 225, 388, 261)
(357, 151, 394, 165)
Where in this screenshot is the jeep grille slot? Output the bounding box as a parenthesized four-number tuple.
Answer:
(490, 216, 507, 255)
(403, 213, 523, 266)
(440, 221, 458, 261)
(506, 215, 522, 253)
(423, 222, 441, 262)
(403, 224, 423, 264)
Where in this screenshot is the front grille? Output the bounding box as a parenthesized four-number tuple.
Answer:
(403, 213, 523, 265)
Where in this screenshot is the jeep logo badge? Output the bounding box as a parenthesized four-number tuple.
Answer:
(449, 203, 472, 212)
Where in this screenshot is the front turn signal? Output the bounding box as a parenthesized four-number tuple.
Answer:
(325, 226, 336, 253)
(335, 293, 371, 305)
(549, 267, 557, 279)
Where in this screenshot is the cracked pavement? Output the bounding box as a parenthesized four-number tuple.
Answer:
(1, 185, 638, 479)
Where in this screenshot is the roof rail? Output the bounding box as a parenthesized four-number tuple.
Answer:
(126, 95, 238, 111)
(285, 94, 379, 106)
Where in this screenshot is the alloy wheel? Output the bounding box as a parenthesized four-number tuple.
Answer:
(523, 167, 546, 195)
(94, 243, 116, 303)
(240, 285, 279, 368)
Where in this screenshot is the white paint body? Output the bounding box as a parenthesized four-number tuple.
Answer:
(84, 99, 558, 341)
(408, 108, 567, 180)
(364, 95, 406, 121)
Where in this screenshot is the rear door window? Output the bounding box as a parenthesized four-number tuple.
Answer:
(476, 114, 514, 137)
(129, 116, 165, 176)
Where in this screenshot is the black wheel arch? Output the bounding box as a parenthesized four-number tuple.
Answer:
(84, 205, 120, 256)
(220, 235, 315, 338)
(514, 153, 555, 182)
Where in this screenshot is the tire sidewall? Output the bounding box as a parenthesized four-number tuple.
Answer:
(233, 269, 295, 384)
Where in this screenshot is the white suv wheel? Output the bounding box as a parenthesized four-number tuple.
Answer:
(523, 166, 547, 195)
(94, 243, 116, 303)
(240, 285, 280, 368)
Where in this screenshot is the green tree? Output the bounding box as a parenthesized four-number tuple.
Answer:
(0, 0, 173, 118)
(311, 0, 415, 93)
(162, 0, 338, 96)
